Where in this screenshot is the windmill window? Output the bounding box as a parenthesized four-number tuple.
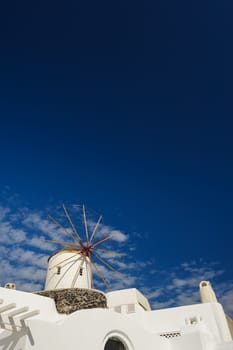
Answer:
(80, 268, 83, 276)
(57, 266, 61, 275)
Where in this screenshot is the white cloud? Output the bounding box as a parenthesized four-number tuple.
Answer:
(0, 206, 10, 221)
(0, 221, 27, 243)
(221, 289, 233, 315)
(142, 261, 233, 317)
(22, 213, 64, 240)
(143, 288, 163, 300)
(27, 235, 56, 251)
(110, 230, 128, 242)
(8, 248, 48, 269)
(0, 206, 50, 291)
(17, 281, 44, 292)
(19, 266, 46, 282)
(88, 219, 128, 243)
(151, 300, 174, 309)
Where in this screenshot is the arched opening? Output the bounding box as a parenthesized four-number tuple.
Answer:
(104, 337, 127, 350)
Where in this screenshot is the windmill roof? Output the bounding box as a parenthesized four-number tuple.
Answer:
(48, 246, 81, 262)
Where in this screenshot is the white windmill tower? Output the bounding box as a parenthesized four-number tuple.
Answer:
(44, 204, 124, 291)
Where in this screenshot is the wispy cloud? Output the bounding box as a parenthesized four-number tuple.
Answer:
(85, 217, 128, 243)
(110, 230, 128, 242)
(22, 212, 65, 240)
(0, 206, 10, 220)
(0, 222, 26, 243)
(141, 260, 233, 317)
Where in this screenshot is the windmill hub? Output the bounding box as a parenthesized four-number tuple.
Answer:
(80, 241, 93, 257)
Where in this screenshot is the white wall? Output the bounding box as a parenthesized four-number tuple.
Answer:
(129, 302, 232, 342)
(1, 287, 233, 350)
(26, 309, 170, 350)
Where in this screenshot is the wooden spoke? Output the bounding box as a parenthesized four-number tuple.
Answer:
(44, 239, 78, 248)
(48, 215, 76, 242)
(49, 253, 80, 270)
(91, 260, 111, 290)
(62, 204, 82, 242)
(91, 252, 124, 279)
(88, 256, 94, 288)
(55, 257, 79, 289)
(92, 234, 113, 248)
(89, 215, 102, 242)
(71, 256, 85, 288)
(92, 247, 126, 256)
(83, 205, 89, 243)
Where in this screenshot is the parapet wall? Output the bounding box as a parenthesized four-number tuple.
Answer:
(35, 288, 107, 314)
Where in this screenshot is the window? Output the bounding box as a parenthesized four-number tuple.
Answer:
(127, 304, 135, 314)
(114, 306, 121, 313)
(104, 338, 127, 350)
(57, 266, 61, 275)
(80, 267, 83, 276)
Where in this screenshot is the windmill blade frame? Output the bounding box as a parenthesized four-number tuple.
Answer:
(82, 205, 89, 244)
(91, 259, 111, 290)
(62, 204, 83, 242)
(91, 251, 124, 280)
(71, 256, 85, 288)
(45, 204, 125, 291)
(89, 215, 102, 242)
(91, 234, 113, 248)
(48, 214, 76, 242)
(54, 257, 80, 289)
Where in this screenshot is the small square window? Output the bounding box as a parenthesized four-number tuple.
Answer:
(114, 306, 121, 313)
(127, 304, 135, 313)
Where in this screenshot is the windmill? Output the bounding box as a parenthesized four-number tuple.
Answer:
(44, 204, 124, 291)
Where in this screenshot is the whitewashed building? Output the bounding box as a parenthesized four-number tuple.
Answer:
(0, 248, 232, 350)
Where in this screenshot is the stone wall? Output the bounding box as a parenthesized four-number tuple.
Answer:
(35, 288, 107, 314)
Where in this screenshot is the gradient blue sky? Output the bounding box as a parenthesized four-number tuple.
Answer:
(0, 1, 232, 315)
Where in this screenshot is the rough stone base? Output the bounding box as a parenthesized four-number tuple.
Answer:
(35, 288, 107, 314)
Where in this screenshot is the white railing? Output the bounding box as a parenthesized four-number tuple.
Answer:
(0, 299, 40, 332)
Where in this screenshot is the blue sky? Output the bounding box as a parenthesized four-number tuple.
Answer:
(0, 1, 233, 315)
